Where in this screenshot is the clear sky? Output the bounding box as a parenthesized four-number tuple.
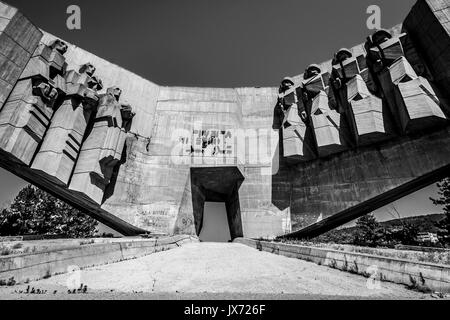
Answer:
(0, 0, 443, 226)
(5, 0, 416, 87)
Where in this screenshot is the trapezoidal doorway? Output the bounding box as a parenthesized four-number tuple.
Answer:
(190, 167, 245, 241)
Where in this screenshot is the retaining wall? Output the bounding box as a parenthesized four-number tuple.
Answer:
(0, 235, 198, 284)
(234, 238, 450, 293)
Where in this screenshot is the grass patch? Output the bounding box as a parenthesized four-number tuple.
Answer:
(0, 247, 12, 256)
(79, 239, 95, 246)
(407, 273, 432, 293)
(42, 270, 52, 279)
(12, 243, 23, 250)
(0, 277, 16, 286)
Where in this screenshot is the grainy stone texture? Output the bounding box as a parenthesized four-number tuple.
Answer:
(0, 0, 448, 239)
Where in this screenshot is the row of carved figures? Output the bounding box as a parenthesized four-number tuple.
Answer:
(0, 39, 135, 204)
(275, 29, 449, 162)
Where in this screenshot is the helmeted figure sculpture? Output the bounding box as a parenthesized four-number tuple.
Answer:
(301, 64, 349, 157)
(276, 76, 316, 162)
(69, 86, 135, 204)
(31, 62, 104, 186)
(366, 29, 447, 133)
(0, 39, 68, 165)
(330, 44, 396, 146)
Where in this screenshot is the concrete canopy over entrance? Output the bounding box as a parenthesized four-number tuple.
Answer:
(190, 167, 244, 240)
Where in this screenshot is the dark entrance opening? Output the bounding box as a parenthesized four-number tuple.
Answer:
(199, 202, 231, 242)
(190, 167, 245, 241)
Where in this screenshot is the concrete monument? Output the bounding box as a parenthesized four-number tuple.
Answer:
(0, 0, 448, 239)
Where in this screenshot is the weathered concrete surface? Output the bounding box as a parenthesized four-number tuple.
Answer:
(0, 0, 448, 240)
(0, 235, 198, 284)
(0, 2, 42, 106)
(235, 238, 450, 293)
(282, 125, 450, 237)
(0, 243, 427, 299)
(403, 0, 450, 115)
(0, 2, 43, 164)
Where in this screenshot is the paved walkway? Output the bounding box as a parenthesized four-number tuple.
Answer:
(0, 242, 428, 299)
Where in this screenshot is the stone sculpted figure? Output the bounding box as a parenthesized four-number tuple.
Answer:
(329, 45, 394, 146)
(69, 86, 134, 204)
(365, 29, 447, 133)
(301, 64, 349, 156)
(49, 39, 68, 55)
(276, 75, 316, 162)
(0, 39, 68, 165)
(31, 62, 103, 185)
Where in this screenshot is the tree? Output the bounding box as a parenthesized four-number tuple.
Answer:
(0, 185, 98, 238)
(431, 177, 450, 244)
(386, 205, 419, 246)
(397, 223, 419, 245)
(353, 214, 384, 247)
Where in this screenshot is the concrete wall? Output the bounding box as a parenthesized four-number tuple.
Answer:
(97, 83, 285, 237)
(403, 0, 450, 114)
(235, 238, 450, 293)
(0, 235, 198, 284)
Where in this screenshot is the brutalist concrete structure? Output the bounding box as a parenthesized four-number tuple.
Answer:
(0, 0, 449, 239)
